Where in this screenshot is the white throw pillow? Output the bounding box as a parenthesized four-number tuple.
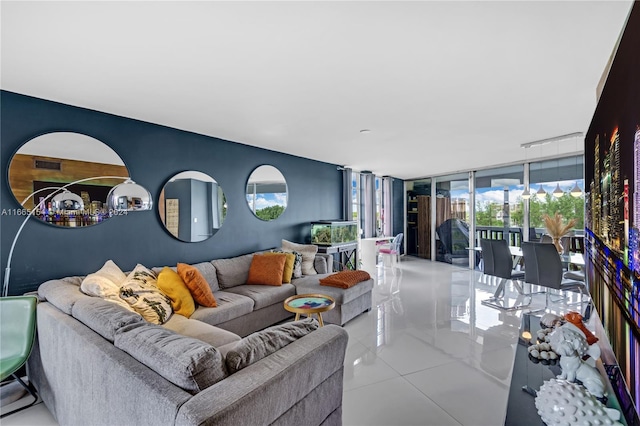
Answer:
(281, 240, 318, 275)
(81, 260, 135, 312)
(120, 264, 173, 324)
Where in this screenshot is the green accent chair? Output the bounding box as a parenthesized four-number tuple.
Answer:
(1, 296, 38, 418)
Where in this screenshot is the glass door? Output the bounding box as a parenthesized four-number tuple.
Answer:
(435, 173, 470, 266)
(474, 165, 526, 244)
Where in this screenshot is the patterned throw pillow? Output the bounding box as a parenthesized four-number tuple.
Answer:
(282, 240, 318, 275)
(273, 249, 302, 279)
(120, 264, 173, 324)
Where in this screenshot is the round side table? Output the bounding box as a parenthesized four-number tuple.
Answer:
(283, 294, 335, 327)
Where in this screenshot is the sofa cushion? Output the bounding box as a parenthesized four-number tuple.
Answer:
(293, 274, 374, 305)
(314, 255, 330, 274)
(212, 253, 254, 289)
(114, 323, 226, 394)
(157, 267, 196, 317)
(177, 263, 217, 308)
(246, 253, 286, 286)
(282, 240, 318, 275)
(71, 297, 143, 342)
(225, 318, 319, 374)
(190, 291, 254, 326)
(162, 314, 241, 347)
(223, 283, 296, 310)
(38, 277, 85, 315)
(264, 252, 295, 283)
(119, 264, 172, 325)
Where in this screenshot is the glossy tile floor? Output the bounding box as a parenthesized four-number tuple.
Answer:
(2, 256, 584, 426)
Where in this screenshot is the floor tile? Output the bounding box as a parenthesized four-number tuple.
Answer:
(343, 377, 462, 426)
(405, 360, 509, 426)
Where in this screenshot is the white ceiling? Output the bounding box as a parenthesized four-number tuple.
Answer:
(1, 1, 633, 180)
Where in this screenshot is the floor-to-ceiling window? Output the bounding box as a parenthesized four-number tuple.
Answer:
(474, 165, 525, 246)
(529, 155, 585, 242)
(404, 154, 585, 268)
(435, 173, 470, 266)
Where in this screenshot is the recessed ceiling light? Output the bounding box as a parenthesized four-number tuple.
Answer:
(359, 129, 371, 134)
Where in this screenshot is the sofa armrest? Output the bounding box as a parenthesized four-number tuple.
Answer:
(175, 325, 348, 426)
(315, 253, 333, 274)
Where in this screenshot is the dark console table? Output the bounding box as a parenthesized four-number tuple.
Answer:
(317, 242, 358, 271)
(505, 311, 639, 425)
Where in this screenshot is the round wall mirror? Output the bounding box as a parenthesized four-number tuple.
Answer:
(246, 165, 288, 221)
(7, 132, 130, 227)
(159, 171, 227, 242)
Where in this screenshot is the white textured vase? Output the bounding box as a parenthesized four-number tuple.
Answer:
(535, 379, 622, 426)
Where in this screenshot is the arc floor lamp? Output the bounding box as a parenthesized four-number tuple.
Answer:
(2, 176, 153, 297)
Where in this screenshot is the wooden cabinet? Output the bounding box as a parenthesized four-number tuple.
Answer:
(406, 194, 431, 259)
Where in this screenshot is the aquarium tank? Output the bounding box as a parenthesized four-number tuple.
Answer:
(311, 221, 358, 246)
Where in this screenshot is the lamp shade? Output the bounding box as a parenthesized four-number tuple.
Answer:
(552, 183, 565, 198)
(51, 190, 84, 211)
(521, 188, 531, 199)
(535, 186, 547, 200)
(570, 182, 583, 198)
(106, 179, 153, 211)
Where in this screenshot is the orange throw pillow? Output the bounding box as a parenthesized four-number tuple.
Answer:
(319, 270, 371, 289)
(177, 263, 217, 307)
(246, 254, 287, 286)
(264, 251, 295, 283)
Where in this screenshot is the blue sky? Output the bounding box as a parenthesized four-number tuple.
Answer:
(452, 179, 584, 204)
(246, 192, 287, 210)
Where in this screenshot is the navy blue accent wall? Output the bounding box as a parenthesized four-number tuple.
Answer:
(1, 91, 352, 295)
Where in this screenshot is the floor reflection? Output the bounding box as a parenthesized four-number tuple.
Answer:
(343, 255, 585, 426)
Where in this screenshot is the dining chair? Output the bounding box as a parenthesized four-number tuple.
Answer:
(480, 239, 530, 311)
(379, 233, 403, 266)
(0, 296, 39, 418)
(520, 242, 587, 311)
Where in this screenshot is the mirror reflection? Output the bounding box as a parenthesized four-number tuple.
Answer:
(159, 171, 227, 242)
(8, 132, 130, 227)
(246, 165, 288, 221)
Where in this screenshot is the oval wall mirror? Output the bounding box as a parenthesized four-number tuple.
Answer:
(159, 171, 227, 242)
(246, 165, 288, 221)
(8, 132, 130, 228)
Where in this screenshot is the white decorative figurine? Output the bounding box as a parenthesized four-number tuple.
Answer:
(549, 322, 606, 399)
(554, 339, 607, 398)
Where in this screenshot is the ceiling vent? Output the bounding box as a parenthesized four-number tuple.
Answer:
(34, 159, 61, 171)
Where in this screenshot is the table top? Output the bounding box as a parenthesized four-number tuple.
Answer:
(284, 294, 335, 314)
(361, 236, 394, 242)
(468, 245, 585, 266)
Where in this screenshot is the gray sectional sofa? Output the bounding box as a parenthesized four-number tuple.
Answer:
(27, 250, 374, 425)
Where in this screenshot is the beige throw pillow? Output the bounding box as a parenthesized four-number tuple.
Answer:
(80, 260, 135, 312)
(282, 239, 318, 275)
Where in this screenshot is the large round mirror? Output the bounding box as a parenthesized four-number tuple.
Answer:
(246, 165, 288, 221)
(159, 171, 227, 242)
(8, 132, 130, 227)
